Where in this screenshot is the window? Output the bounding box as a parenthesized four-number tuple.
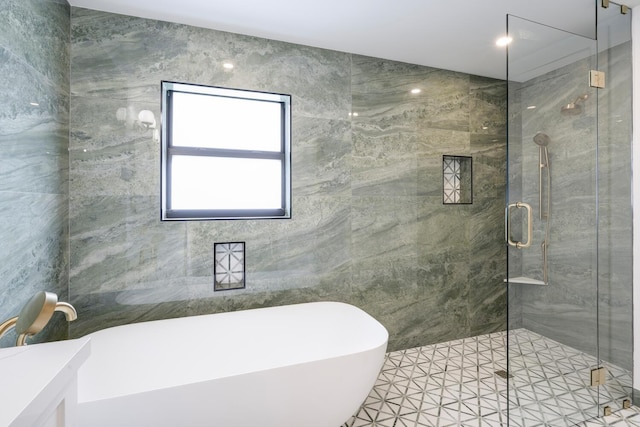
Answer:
(161, 81, 291, 220)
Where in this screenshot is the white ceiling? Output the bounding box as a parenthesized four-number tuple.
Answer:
(68, 0, 638, 80)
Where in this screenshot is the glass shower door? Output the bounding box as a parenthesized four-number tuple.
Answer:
(506, 5, 633, 425)
(595, 0, 633, 418)
(506, 15, 600, 426)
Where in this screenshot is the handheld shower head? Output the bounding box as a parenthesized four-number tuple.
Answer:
(533, 132, 550, 170)
(533, 132, 550, 147)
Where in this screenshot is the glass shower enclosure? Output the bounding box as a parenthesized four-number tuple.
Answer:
(506, 3, 632, 426)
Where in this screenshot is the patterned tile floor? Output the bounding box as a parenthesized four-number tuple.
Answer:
(343, 329, 638, 427)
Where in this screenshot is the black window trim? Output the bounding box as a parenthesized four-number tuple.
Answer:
(161, 81, 292, 221)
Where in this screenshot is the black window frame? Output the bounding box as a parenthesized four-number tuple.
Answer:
(161, 81, 292, 221)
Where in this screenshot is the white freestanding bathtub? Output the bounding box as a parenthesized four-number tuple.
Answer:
(76, 301, 388, 427)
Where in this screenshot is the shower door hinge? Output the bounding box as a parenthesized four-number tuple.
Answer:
(621, 4, 629, 14)
(590, 70, 606, 89)
(591, 367, 607, 386)
(602, 0, 609, 8)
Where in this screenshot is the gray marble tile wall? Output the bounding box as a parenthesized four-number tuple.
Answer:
(68, 8, 506, 351)
(510, 40, 633, 369)
(0, 0, 71, 347)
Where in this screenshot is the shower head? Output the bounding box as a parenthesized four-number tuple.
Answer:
(533, 132, 550, 147)
(561, 103, 582, 116)
(560, 94, 589, 116)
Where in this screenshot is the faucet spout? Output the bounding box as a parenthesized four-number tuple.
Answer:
(55, 302, 77, 321)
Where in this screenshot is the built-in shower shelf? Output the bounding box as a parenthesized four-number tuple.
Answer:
(504, 276, 547, 286)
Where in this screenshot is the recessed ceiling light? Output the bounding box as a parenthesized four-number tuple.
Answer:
(30, 102, 39, 106)
(527, 105, 536, 110)
(223, 62, 234, 70)
(410, 88, 421, 94)
(496, 36, 512, 47)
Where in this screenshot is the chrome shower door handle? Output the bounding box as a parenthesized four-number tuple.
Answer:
(506, 202, 533, 249)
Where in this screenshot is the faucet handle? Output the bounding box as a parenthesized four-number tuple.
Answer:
(15, 291, 58, 343)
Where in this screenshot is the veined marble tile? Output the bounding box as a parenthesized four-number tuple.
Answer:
(292, 116, 351, 197)
(183, 279, 356, 322)
(186, 195, 350, 292)
(69, 95, 159, 197)
(599, 307, 633, 370)
(468, 197, 505, 256)
(351, 55, 430, 128)
(0, 0, 71, 346)
(351, 120, 418, 196)
(0, 46, 69, 136)
(70, 290, 190, 338)
(71, 7, 191, 101)
(69, 195, 187, 296)
(351, 195, 417, 264)
(470, 75, 507, 136)
(186, 219, 272, 279)
(417, 197, 469, 265)
(350, 256, 424, 351)
(468, 199, 507, 336)
(508, 284, 523, 330)
(0, 125, 69, 194)
(0, 191, 69, 347)
(412, 261, 473, 348)
(352, 55, 470, 132)
(0, 0, 70, 92)
(187, 27, 351, 121)
(416, 128, 470, 198)
(521, 297, 599, 360)
(470, 133, 506, 202)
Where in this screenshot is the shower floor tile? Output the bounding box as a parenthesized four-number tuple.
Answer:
(343, 329, 637, 427)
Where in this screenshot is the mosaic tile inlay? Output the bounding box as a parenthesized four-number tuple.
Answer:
(343, 329, 637, 427)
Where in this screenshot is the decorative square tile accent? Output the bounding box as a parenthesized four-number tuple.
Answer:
(213, 242, 245, 291)
(343, 329, 637, 427)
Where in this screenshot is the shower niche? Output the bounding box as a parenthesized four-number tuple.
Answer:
(442, 155, 472, 204)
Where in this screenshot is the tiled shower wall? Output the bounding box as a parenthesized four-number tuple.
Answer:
(67, 8, 507, 351)
(0, 0, 70, 347)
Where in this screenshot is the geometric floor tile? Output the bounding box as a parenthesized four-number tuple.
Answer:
(343, 329, 637, 427)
